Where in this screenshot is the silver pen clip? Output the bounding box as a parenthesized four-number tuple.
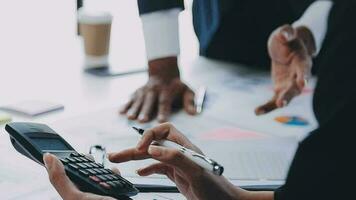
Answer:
(180, 147, 224, 176)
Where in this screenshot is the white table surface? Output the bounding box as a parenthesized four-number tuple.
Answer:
(0, 1, 318, 199)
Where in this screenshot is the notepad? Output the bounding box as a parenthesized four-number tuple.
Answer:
(0, 100, 64, 117)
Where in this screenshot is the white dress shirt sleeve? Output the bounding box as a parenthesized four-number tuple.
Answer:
(140, 8, 181, 61)
(293, 1, 334, 55)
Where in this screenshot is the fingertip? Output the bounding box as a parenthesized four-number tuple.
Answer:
(119, 106, 127, 114)
(187, 105, 197, 115)
(138, 114, 149, 123)
(255, 107, 265, 116)
(108, 152, 126, 163)
(111, 167, 121, 175)
(148, 146, 162, 158)
(158, 114, 168, 123)
(297, 78, 307, 91)
(43, 153, 53, 170)
(107, 153, 115, 161)
(136, 169, 145, 176)
(127, 112, 137, 120)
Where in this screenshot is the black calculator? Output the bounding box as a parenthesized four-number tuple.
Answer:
(4, 122, 138, 199)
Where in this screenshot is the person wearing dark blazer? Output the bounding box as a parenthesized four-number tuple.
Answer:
(43, 1, 356, 200)
(120, 0, 332, 123)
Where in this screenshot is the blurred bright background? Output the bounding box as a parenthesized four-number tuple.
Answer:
(0, 0, 198, 116)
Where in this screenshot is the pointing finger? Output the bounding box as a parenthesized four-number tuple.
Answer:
(255, 95, 279, 115)
(108, 148, 150, 163)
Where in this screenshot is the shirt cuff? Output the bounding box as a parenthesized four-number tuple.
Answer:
(141, 8, 181, 61)
(292, 1, 333, 55)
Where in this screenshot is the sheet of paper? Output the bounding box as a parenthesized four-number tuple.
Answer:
(0, 60, 318, 198)
(47, 107, 299, 181)
(0, 100, 64, 116)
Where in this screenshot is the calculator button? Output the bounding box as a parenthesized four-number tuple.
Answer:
(89, 176, 101, 183)
(99, 182, 111, 190)
(112, 181, 124, 188)
(60, 158, 69, 165)
(104, 175, 114, 181)
(68, 164, 79, 170)
(96, 163, 104, 168)
(77, 163, 88, 169)
(70, 153, 80, 157)
(78, 157, 90, 162)
(86, 169, 97, 175)
(84, 163, 94, 168)
(109, 175, 119, 180)
(97, 175, 108, 181)
(79, 170, 89, 176)
(83, 157, 91, 162)
(95, 169, 106, 174)
(75, 157, 84, 162)
(92, 169, 102, 174)
(106, 182, 117, 188)
(90, 163, 100, 168)
(74, 157, 83, 162)
(101, 169, 111, 174)
(100, 182, 111, 190)
(85, 156, 95, 162)
(67, 157, 76, 163)
(79, 157, 89, 162)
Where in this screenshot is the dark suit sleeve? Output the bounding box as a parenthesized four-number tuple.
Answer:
(287, 0, 315, 17)
(137, 0, 184, 15)
(275, 1, 356, 199)
(275, 96, 356, 200)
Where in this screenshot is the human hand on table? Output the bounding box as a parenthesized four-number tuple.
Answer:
(108, 123, 248, 200)
(119, 57, 196, 123)
(255, 25, 316, 115)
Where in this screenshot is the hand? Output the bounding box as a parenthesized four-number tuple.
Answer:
(108, 123, 248, 200)
(255, 25, 316, 115)
(43, 153, 116, 200)
(120, 57, 196, 123)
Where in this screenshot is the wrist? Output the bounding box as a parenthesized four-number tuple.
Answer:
(148, 57, 180, 82)
(295, 26, 317, 56)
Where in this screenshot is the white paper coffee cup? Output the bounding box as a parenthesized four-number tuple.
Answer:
(78, 8, 113, 69)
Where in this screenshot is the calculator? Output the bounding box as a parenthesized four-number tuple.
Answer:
(5, 122, 138, 199)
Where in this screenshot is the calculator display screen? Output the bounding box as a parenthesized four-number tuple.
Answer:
(31, 137, 70, 150)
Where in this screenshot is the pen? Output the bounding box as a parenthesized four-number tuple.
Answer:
(195, 87, 206, 114)
(132, 127, 224, 176)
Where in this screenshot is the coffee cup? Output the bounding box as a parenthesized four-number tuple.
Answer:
(78, 8, 112, 69)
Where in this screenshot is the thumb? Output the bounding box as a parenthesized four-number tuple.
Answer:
(43, 153, 79, 199)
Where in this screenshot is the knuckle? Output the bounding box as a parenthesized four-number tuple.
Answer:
(166, 122, 173, 127)
(49, 171, 61, 185)
(162, 122, 174, 129)
(169, 149, 183, 160)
